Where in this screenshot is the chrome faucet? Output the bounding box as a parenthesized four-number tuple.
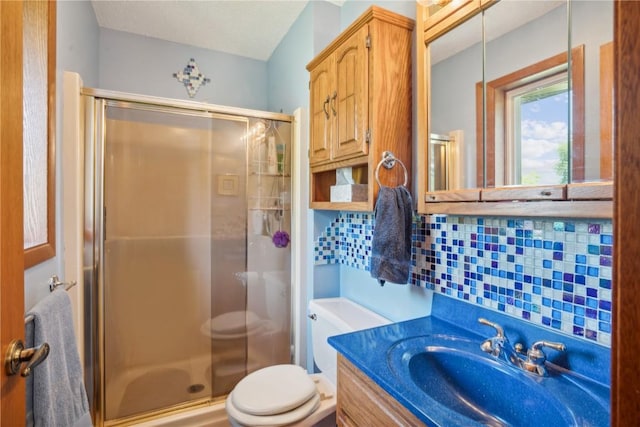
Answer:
(478, 318, 566, 376)
(478, 318, 522, 368)
(517, 340, 567, 376)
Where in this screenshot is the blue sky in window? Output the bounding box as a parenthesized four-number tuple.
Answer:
(520, 92, 569, 184)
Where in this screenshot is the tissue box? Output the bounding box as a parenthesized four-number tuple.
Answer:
(330, 184, 368, 202)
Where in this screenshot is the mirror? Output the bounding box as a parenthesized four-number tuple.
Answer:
(571, 0, 614, 181)
(427, 0, 613, 193)
(429, 13, 482, 191)
(483, 0, 569, 187)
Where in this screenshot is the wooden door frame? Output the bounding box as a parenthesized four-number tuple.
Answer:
(0, 0, 26, 424)
(612, 1, 640, 425)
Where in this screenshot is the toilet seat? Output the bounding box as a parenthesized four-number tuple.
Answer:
(226, 390, 320, 427)
(232, 365, 317, 415)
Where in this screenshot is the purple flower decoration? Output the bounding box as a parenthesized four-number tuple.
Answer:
(272, 230, 290, 248)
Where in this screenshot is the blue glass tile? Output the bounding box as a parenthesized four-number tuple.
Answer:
(599, 311, 611, 322)
(574, 316, 585, 327)
(599, 322, 611, 333)
(599, 300, 612, 311)
(587, 245, 600, 255)
(600, 278, 612, 289)
(543, 259, 552, 269)
(543, 241, 553, 249)
(601, 234, 613, 245)
(575, 254, 587, 264)
(601, 245, 613, 256)
(542, 297, 552, 307)
(575, 265, 587, 275)
(587, 267, 600, 277)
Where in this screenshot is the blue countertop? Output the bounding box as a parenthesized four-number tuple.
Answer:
(328, 295, 611, 426)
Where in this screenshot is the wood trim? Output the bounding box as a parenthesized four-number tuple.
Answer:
(23, 0, 56, 268)
(0, 0, 26, 423)
(600, 41, 614, 180)
(612, 1, 640, 425)
(423, 0, 481, 45)
(480, 46, 585, 187)
(421, 200, 612, 218)
(567, 182, 613, 200)
(425, 189, 480, 203)
(416, 1, 428, 214)
(480, 185, 565, 202)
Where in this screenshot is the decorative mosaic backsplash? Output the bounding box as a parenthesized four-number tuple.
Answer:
(314, 212, 613, 347)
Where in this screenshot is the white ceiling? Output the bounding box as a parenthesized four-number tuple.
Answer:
(91, 0, 319, 61)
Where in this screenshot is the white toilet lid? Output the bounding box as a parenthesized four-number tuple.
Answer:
(231, 365, 317, 415)
(226, 390, 320, 427)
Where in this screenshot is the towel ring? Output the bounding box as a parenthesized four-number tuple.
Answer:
(375, 151, 408, 188)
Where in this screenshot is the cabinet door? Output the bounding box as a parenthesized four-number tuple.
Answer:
(334, 25, 369, 161)
(309, 56, 334, 165)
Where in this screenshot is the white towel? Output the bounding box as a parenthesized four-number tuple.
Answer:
(25, 290, 92, 427)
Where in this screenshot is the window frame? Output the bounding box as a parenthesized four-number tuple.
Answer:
(477, 45, 585, 188)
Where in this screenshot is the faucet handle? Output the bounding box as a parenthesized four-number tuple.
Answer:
(478, 318, 504, 338)
(528, 340, 566, 360)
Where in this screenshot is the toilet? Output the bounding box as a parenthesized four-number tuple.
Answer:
(225, 297, 391, 426)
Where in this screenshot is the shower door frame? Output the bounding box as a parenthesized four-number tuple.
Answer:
(82, 88, 294, 426)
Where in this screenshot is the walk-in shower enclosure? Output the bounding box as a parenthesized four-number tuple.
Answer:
(83, 90, 293, 425)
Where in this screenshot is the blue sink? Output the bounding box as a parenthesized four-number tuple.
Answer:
(387, 335, 609, 427)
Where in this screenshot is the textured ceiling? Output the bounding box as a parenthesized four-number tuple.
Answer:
(91, 0, 314, 61)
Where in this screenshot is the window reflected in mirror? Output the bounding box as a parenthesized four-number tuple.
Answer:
(482, 0, 569, 188)
(480, 46, 584, 187)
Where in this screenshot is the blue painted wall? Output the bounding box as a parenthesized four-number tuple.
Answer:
(98, 28, 268, 109)
(25, 0, 101, 310)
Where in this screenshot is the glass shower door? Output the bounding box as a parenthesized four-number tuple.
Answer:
(102, 104, 249, 421)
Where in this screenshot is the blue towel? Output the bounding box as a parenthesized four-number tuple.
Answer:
(369, 186, 413, 285)
(25, 290, 92, 427)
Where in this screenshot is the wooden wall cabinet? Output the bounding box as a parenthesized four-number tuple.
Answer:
(336, 355, 423, 426)
(307, 7, 414, 211)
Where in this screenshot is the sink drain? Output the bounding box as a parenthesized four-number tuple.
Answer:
(187, 384, 205, 394)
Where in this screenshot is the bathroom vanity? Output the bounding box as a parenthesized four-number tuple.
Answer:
(336, 355, 421, 426)
(330, 295, 610, 427)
